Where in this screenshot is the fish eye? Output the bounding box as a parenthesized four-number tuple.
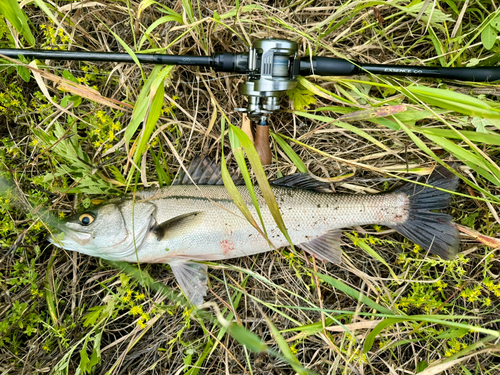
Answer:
(79, 213, 95, 226)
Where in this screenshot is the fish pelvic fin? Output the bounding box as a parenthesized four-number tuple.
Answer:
(169, 260, 208, 306)
(297, 229, 342, 263)
(391, 166, 460, 260)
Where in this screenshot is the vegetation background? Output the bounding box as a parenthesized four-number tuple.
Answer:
(1, 0, 500, 374)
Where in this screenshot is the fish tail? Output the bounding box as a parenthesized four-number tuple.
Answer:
(390, 166, 460, 259)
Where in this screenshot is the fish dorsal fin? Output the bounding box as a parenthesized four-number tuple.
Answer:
(173, 157, 243, 185)
(297, 229, 343, 263)
(169, 260, 208, 306)
(152, 211, 205, 241)
(173, 157, 223, 185)
(271, 173, 332, 193)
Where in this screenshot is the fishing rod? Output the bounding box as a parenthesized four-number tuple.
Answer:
(1, 38, 499, 164)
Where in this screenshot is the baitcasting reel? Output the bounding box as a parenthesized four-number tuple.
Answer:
(234, 39, 300, 164)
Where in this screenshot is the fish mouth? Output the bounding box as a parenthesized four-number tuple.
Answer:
(47, 225, 92, 250)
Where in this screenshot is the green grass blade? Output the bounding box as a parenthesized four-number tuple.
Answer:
(150, 149, 171, 188)
(229, 124, 295, 249)
(406, 86, 500, 118)
(228, 126, 270, 240)
(277, 132, 386, 174)
(107, 27, 145, 78)
(295, 111, 394, 153)
(129, 66, 174, 179)
(345, 233, 399, 280)
(414, 127, 500, 146)
(219, 4, 263, 19)
(363, 316, 500, 353)
(316, 272, 394, 315)
(271, 132, 308, 173)
(297, 76, 355, 105)
(0, 0, 35, 45)
(220, 120, 266, 238)
(124, 65, 162, 142)
(139, 14, 183, 49)
(227, 323, 268, 353)
(262, 313, 309, 375)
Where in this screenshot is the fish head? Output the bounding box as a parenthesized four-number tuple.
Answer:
(49, 199, 156, 261)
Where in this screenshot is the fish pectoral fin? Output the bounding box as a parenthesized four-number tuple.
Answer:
(297, 229, 343, 263)
(169, 260, 208, 306)
(152, 211, 205, 241)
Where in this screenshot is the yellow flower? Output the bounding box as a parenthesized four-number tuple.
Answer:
(135, 292, 145, 301)
(141, 313, 150, 322)
(137, 319, 146, 329)
(121, 295, 131, 303)
(130, 305, 143, 316)
(59, 212, 66, 219)
(436, 280, 447, 292)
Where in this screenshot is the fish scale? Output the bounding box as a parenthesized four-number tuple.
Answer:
(50, 159, 460, 305)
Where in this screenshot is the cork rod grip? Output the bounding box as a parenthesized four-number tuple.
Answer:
(254, 124, 272, 165)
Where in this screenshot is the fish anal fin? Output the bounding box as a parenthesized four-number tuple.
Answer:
(297, 230, 343, 264)
(169, 260, 208, 306)
(271, 173, 332, 193)
(152, 211, 205, 241)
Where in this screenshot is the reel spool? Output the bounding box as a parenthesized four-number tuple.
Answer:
(235, 38, 300, 164)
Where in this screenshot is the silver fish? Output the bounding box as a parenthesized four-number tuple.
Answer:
(50, 158, 459, 305)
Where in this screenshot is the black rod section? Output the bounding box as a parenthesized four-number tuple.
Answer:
(0, 48, 249, 73)
(0, 48, 214, 66)
(300, 56, 500, 82)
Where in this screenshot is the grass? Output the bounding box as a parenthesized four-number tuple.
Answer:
(1, 0, 500, 374)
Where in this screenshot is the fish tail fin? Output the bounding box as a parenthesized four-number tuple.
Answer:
(390, 166, 460, 260)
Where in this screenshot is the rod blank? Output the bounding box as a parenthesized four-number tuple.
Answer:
(299, 56, 500, 82)
(1, 48, 499, 82)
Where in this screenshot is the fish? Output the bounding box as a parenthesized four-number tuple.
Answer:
(49, 158, 460, 305)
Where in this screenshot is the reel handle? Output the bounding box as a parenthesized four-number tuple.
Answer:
(254, 119, 272, 165)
